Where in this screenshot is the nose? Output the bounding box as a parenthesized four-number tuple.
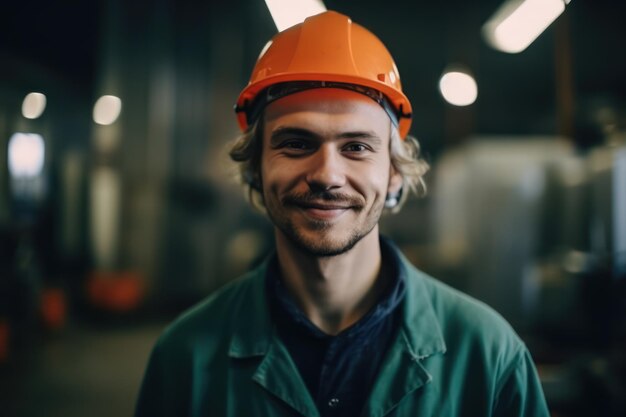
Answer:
(305, 145, 346, 192)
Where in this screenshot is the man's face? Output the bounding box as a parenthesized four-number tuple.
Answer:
(260, 88, 402, 257)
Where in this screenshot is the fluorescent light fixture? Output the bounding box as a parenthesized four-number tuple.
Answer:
(8, 132, 45, 178)
(22, 92, 47, 119)
(93, 95, 122, 125)
(264, 0, 326, 32)
(439, 70, 478, 106)
(483, 0, 570, 53)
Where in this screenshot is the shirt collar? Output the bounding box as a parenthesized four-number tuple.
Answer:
(266, 239, 407, 340)
(228, 238, 446, 358)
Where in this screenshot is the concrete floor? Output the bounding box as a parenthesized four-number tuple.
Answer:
(0, 321, 165, 417)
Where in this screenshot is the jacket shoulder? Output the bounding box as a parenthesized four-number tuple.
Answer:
(156, 267, 264, 354)
(410, 267, 526, 358)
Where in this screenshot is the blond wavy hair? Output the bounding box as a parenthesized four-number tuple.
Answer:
(229, 117, 429, 213)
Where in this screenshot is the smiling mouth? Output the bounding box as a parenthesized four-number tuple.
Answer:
(282, 192, 363, 220)
(299, 202, 352, 210)
(289, 200, 354, 221)
(298, 204, 350, 220)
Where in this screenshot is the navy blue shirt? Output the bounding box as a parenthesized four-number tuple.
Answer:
(267, 238, 406, 417)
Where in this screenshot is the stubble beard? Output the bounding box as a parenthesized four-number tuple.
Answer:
(266, 192, 384, 257)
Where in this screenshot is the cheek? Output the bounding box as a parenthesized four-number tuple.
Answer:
(349, 174, 389, 209)
(363, 161, 393, 196)
(260, 158, 299, 198)
(267, 154, 308, 179)
(259, 165, 276, 200)
(261, 160, 280, 189)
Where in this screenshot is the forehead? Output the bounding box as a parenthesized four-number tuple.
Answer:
(263, 88, 391, 138)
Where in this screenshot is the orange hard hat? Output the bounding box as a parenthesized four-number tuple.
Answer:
(235, 11, 413, 138)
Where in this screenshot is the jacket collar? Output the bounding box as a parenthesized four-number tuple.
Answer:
(228, 256, 274, 358)
(392, 244, 447, 359)
(227, 240, 447, 360)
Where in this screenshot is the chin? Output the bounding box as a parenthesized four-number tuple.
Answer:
(284, 225, 374, 258)
(294, 238, 359, 257)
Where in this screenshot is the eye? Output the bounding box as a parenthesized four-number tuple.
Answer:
(277, 139, 315, 155)
(284, 140, 309, 150)
(343, 143, 371, 153)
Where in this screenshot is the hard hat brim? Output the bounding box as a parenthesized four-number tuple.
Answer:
(236, 73, 412, 138)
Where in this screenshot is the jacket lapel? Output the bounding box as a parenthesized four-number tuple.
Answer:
(227, 259, 319, 417)
(362, 329, 434, 417)
(252, 335, 320, 417)
(362, 249, 447, 417)
(226, 247, 447, 417)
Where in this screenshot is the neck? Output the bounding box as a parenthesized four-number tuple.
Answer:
(275, 227, 387, 335)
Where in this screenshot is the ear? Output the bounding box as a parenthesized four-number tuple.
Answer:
(388, 165, 403, 195)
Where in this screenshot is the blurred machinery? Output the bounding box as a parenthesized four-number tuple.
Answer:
(0, 1, 625, 416)
(430, 136, 626, 417)
(1, 131, 53, 351)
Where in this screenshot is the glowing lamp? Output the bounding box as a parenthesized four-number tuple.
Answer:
(264, 0, 327, 32)
(22, 92, 47, 119)
(8, 133, 45, 178)
(483, 0, 571, 53)
(93, 95, 122, 125)
(439, 70, 478, 106)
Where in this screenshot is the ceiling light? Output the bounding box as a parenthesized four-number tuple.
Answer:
(264, 0, 326, 32)
(483, 0, 570, 53)
(8, 133, 45, 178)
(93, 95, 122, 125)
(22, 92, 47, 119)
(439, 70, 478, 106)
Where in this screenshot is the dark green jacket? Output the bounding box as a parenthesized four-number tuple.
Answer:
(136, 248, 549, 417)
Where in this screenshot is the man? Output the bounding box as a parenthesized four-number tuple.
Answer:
(136, 10, 550, 417)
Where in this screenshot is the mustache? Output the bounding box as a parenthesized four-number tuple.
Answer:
(282, 191, 364, 208)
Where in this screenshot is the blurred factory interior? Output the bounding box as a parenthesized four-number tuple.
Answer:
(0, 0, 625, 416)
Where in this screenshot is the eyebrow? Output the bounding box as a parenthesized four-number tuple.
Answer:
(337, 131, 382, 146)
(269, 126, 383, 147)
(269, 127, 316, 146)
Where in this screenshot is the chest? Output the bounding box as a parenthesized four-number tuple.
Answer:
(186, 339, 495, 417)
